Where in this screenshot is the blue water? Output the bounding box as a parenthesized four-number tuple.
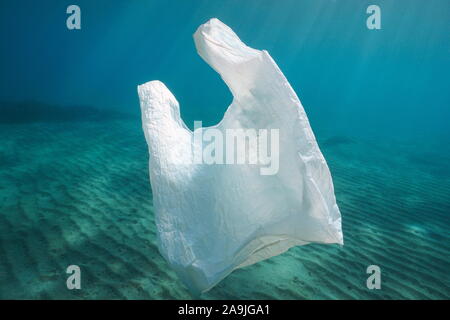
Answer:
(0, 0, 449, 299)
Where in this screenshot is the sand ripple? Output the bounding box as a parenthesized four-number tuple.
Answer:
(0, 120, 448, 299)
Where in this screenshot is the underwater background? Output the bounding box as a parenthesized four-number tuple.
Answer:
(0, 0, 449, 299)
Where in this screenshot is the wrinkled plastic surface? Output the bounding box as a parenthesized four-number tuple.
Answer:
(138, 18, 343, 293)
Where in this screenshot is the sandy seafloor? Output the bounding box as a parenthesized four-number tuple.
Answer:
(0, 118, 449, 299)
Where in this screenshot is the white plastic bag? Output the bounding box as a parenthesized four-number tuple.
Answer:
(138, 18, 343, 293)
